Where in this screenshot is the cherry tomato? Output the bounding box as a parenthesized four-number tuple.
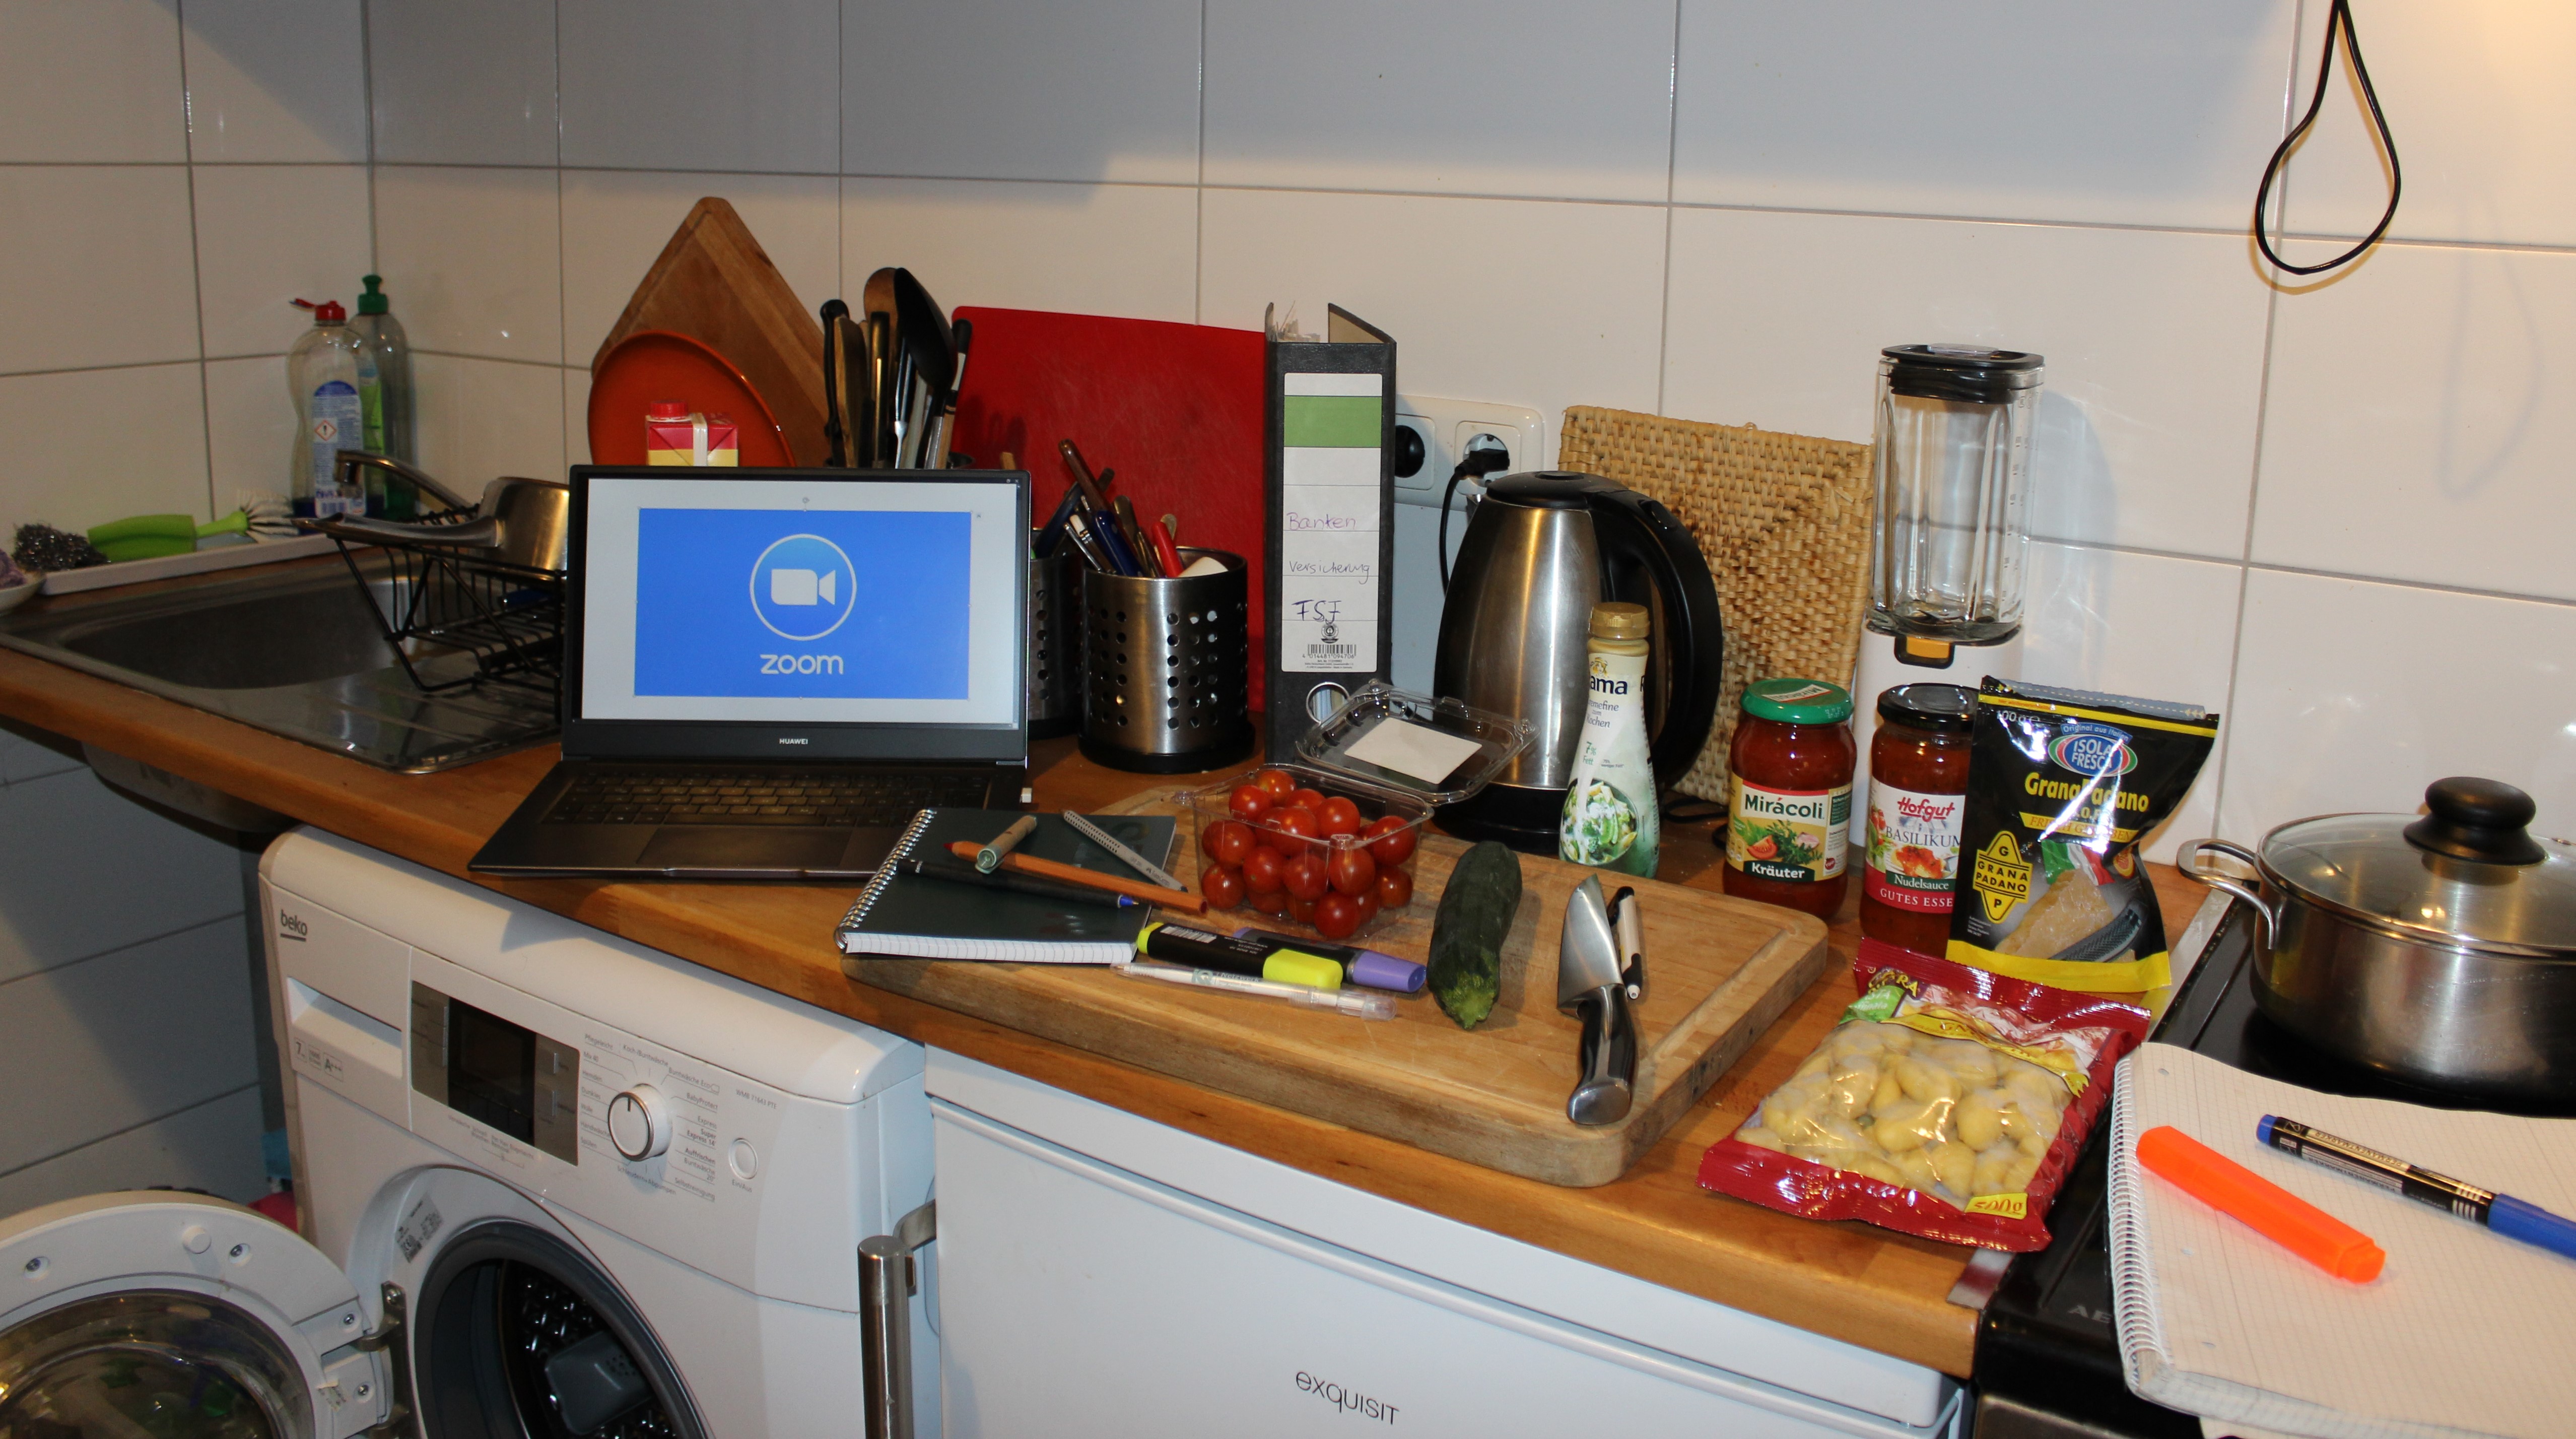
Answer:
(1351, 889, 1381, 929)
(1253, 768, 1297, 800)
(1328, 843, 1378, 897)
(1316, 796, 1363, 837)
(1313, 892, 1362, 940)
(1229, 784, 1271, 823)
(1362, 815, 1418, 867)
(1287, 893, 1319, 925)
(1374, 865, 1413, 910)
(1200, 864, 1244, 909)
(1204, 819, 1253, 868)
(1262, 805, 1318, 853)
(1241, 844, 1284, 895)
(1281, 847, 1329, 902)
(1288, 788, 1328, 815)
(1248, 887, 1291, 918)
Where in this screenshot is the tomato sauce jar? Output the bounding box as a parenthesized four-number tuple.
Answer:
(1858, 684, 1975, 954)
(1723, 679, 1857, 921)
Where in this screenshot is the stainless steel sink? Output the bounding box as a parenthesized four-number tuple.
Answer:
(0, 553, 558, 772)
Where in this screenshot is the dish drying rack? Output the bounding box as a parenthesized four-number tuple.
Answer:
(316, 507, 565, 699)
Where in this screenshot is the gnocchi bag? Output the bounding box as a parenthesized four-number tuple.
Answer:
(1948, 678, 2218, 993)
(1697, 942, 2146, 1250)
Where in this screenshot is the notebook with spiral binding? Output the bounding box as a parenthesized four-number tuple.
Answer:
(834, 809, 1173, 963)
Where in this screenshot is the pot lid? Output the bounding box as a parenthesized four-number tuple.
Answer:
(2259, 778, 2576, 955)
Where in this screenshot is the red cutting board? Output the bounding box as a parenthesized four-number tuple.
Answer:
(949, 308, 1269, 708)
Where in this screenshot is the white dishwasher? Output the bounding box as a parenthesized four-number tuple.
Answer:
(926, 1050, 1962, 1437)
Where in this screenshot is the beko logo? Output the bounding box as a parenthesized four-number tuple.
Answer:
(1296, 1372, 1399, 1424)
(277, 911, 309, 941)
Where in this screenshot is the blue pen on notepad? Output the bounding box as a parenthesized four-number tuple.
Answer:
(2259, 1115, 2576, 1263)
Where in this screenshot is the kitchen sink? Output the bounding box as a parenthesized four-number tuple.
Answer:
(0, 553, 558, 772)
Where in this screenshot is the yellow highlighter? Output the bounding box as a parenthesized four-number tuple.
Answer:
(1133, 922, 1342, 991)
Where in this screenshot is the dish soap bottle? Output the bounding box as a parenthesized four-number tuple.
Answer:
(350, 275, 414, 478)
(1558, 601, 1659, 877)
(288, 299, 366, 518)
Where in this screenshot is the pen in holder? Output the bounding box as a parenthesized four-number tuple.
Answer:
(1080, 547, 1254, 773)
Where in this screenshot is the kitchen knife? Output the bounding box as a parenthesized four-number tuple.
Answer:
(1556, 875, 1638, 1126)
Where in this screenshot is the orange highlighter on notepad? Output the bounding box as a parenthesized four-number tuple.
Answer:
(2138, 1125, 2386, 1282)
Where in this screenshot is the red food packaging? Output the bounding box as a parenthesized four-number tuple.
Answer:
(644, 401, 739, 466)
(1696, 940, 2147, 1251)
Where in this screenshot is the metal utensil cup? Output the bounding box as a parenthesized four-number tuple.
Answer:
(1027, 544, 1081, 739)
(1079, 548, 1254, 773)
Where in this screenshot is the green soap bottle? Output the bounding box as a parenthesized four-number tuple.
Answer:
(350, 275, 415, 508)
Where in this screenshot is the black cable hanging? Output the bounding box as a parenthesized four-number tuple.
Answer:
(2254, 0, 2401, 277)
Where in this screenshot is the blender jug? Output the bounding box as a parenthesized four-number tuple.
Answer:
(1866, 345, 2042, 667)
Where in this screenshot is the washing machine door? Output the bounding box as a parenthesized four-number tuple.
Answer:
(0, 1191, 394, 1438)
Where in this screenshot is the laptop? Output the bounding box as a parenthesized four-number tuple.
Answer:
(470, 465, 1031, 879)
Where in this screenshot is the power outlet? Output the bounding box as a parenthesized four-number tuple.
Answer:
(1391, 396, 1548, 508)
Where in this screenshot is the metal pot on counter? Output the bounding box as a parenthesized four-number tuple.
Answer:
(2180, 777, 2576, 1104)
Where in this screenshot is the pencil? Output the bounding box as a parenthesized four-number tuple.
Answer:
(943, 840, 1205, 913)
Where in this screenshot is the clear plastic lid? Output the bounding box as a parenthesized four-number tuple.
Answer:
(2258, 779, 2576, 956)
(1292, 681, 1533, 805)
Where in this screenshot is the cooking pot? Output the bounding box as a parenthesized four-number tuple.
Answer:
(314, 453, 570, 573)
(2178, 777, 2576, 1103)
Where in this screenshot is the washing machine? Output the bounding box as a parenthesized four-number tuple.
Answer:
(0, 829, 938, 1437)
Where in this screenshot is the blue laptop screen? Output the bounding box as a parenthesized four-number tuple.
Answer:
(580, 474, 1021, 727)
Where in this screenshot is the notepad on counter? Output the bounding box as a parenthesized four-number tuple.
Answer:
(835, 809, 1175, 964)
(2107, 1043, 2576, 1439)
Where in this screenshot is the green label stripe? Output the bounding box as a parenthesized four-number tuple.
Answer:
(1282, 395, 1382, 448)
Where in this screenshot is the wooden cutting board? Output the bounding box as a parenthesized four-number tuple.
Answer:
(591, 198, 827, 464)
(844, 793, 1829, 1186)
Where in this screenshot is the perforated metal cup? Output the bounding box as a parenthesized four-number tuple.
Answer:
(1078, 548, 1254, 773)
(1027, 546, 1081, 740)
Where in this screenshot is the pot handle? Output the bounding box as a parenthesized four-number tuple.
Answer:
(2176, 838, 2278, 949)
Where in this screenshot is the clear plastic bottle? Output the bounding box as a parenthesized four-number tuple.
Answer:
(1558, 601, 1659, 877)
(349, 275, 414, 482)
(288, 299, 367, 518)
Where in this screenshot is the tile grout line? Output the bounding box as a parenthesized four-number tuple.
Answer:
(1653, 0, 1682, 419)
(0, 910, 254, 998)
(553, 0, 570, 464)
(1194, 0, 1208, 326)
(2208, 0, 2315, 837)
(172, 0, 219, 521)
(0, 1082, 264, 1184)
(360, 0, 379, 274)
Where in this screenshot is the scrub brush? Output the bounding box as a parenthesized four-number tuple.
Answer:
(87, 495, 298, 561)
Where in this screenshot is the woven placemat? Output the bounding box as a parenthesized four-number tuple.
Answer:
(1556, 406, 1875, 804)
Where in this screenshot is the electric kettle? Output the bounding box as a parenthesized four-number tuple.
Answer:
(1433, 472, 1723, 852)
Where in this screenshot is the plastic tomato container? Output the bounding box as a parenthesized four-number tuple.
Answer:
(1183, 763, 1431, 943)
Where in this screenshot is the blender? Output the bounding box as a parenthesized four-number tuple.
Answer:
(1866, 345, 2043, 668)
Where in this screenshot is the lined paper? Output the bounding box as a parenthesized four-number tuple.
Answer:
(2111, 1044, 2576, 1439)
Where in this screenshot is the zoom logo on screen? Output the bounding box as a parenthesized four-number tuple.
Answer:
(749, 534, 856, 641)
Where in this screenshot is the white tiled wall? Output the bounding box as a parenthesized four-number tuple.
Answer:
(7, 0, 2574, 858)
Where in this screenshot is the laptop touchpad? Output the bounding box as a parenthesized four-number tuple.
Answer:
(639, 827, 848, 875)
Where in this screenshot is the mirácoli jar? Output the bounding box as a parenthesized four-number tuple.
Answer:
(1724, 679, 1857, 921)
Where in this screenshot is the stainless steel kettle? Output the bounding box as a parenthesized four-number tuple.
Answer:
(1433, 472, 1723, 852)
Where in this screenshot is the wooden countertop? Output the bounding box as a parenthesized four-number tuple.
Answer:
(0, 598, 2205, 1378)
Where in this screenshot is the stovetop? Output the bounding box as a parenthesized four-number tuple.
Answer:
(1971, 901, 2576, 1437)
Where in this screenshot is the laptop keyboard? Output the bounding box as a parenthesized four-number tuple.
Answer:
(543, 768, 992, 827)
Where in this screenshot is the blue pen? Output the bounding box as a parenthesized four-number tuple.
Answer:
(1033, 485, 1083, 558)
(2259, 1115, 2576, 1263)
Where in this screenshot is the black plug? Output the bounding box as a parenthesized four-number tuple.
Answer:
(1438, 444, 1516, 595)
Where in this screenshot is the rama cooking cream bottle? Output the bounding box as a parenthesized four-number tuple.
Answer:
(1558, 601, 1658, 877)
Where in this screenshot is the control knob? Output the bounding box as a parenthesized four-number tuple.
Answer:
(605, 1084, 670, 1161)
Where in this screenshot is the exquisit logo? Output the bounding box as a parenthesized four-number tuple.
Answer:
(1296, 1371, 1399, 1424)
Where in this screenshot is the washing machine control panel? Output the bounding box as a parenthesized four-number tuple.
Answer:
(577, 1043, 742, 1203)
(410, 982, 582, 1164)
(604, 1084, 671, 1159)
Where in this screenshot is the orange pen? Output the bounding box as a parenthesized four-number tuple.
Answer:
(2138, 1125, 2385, 1282)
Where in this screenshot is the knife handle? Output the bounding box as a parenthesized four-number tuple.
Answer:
(1567, 986, 1637, 1127)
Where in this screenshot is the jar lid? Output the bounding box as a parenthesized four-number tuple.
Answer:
(1881, 344, 2044, 404)
(1742, 678, 1853, 725)
(1589, 601, 1649, 641)
(1875, 683, 1975, 734)
(2256, 778, 2576, 957)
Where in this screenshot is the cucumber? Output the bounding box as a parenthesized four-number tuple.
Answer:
(1428, 841, 1522, 1029)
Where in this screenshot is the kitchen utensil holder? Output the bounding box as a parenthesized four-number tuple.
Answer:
(319, 508, 565, 700)
(1027, 545, 1081, 740)
(1079, 548, 1254, 773)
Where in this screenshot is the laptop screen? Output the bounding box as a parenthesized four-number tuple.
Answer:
(574, 471, 1025, 741)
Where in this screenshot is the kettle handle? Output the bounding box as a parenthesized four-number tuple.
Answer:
(1588, 490, 1726, 789)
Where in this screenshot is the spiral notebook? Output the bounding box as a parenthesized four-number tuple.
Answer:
(833, 809, 1173, 964)
(2107, 1043, 2576, 1439)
